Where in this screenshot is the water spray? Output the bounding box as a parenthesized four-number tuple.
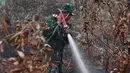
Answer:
(67, 34, 89, 73)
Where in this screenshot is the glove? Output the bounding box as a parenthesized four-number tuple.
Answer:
(63, 25, 70, 34)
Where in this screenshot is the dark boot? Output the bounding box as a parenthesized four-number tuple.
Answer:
(58, 62, 63, 73)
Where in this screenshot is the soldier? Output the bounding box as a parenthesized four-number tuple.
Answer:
(42, 3, 74, 73)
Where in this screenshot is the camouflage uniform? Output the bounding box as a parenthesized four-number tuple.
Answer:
(42, 3, 73, 73)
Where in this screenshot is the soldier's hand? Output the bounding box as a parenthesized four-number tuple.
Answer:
(63, 25, 70, 33)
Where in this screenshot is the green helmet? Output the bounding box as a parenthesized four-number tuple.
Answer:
(61, 3, 73, 13)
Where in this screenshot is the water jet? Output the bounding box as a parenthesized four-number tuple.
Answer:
(67, 34, 89, 73)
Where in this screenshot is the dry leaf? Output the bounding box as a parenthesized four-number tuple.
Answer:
(13, 61, 19, 65)
(17, 50, 25, 59)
